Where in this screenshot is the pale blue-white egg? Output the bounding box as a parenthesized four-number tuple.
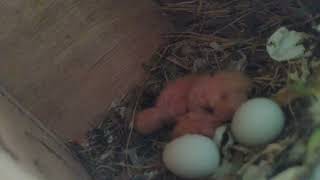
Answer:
(231, 98, 285, 146)
(163, 134, 220, 178)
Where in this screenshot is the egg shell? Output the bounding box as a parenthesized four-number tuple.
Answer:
(231, 98, 285, 146)
(266, 27, 311, 61)
(213, 125, 227, 147)
(163, 134, 220, 179)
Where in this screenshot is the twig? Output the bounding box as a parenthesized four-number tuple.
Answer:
(219, 0, 239, 9)
(237, 137, 295, 175)
(213, 11, 253, 35)
(115, 163, 157, 169)
(165, 32, 230, 42)
(96, 165, 117, 172)
(213, 53, 221, 70)
(125, 90, 143, 176)
(197, 0, 203, 16)
(166, 56, 192, 71)
(287, 14, 320, 28)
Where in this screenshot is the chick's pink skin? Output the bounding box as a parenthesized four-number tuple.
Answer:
(155, 75, 200, 123)
(134, 75, 200, 134)
(134, 108, 167, 135)
(135, 71, 251, 136)
(188, 71, 251, 121)
(172, 111, 223, 138)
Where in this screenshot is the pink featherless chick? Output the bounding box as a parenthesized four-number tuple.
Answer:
(188, 71, 252, 122)
(172, 111, 223, 138)
(134, 75, 200, 135)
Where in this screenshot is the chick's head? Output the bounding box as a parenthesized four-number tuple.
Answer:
(188, 71, 252, 121)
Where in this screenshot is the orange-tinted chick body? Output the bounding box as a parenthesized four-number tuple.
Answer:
(135, 71, 251, 137)
(172, 111, 223, 138)
(134, 75, 199, 134)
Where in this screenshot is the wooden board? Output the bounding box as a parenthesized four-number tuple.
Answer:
(0, 0, 168, 139)
(0, 88, 91, 180)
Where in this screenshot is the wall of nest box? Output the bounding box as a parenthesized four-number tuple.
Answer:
(0, 0, 169, 140)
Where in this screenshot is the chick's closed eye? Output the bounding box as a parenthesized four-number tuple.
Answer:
(202, 105, 214, 113)
(188, 71, 252, 122)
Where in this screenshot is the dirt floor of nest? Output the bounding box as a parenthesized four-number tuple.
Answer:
(69, 0, 320, 179)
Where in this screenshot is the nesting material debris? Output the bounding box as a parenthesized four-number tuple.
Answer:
(270, 166, 306, 180)
(312, 23, 320, 32)
(266, 27, 313, 62)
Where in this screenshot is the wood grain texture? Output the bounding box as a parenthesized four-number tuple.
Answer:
(0, 88, 91, 180)
(0, 0, 168, 139)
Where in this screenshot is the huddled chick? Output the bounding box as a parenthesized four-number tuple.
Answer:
(134, 71, 252, 138)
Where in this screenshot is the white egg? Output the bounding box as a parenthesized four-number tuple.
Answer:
(163, 134, 220, 179)
(231, 98, 285, 146)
